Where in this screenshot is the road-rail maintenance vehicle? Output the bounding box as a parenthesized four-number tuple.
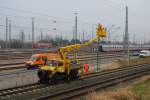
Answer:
(37, 24, 107, 83)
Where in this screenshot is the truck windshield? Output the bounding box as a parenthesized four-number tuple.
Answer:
(31, 57, 40, 61)
(140, 52, 147, 54)
(47, 60, 62, 66)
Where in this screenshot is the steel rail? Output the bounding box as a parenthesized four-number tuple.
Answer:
(0, 53, 120, 66)
(0, 54, 124, 71)
(0, 63, 149, 100)
(37, 63, 150, 100)
(0, 52, 121, 60)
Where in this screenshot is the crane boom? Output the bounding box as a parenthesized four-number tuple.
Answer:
(58, 37, 97, 59)
(58, 24, 107, 61)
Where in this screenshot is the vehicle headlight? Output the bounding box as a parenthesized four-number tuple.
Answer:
(59, 69, 64, 73)
(78, 69, 83, 75)
(31, 62, 34, 65)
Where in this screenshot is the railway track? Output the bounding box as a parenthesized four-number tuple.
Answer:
(0, 52, 116, 61)
(0, 53, 118, 62)
(0, 52, 121, 60)
(0, 54, 124, 71)
(0, 63, 149, 100)
(37, 63, 150, 100)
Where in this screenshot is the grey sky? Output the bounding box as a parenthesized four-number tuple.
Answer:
(0, 0, 149, 43)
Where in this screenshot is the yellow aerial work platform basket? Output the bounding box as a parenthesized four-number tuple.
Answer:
(96, 24, 107, 38)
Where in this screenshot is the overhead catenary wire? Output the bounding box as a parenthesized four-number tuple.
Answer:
(0, 3, 126, 35)
(0, 1, 148, 24)
(0, 6, 73, 21)
(0, 14, 97, 31)
(0, 6, 97, 26)
(96, 0, 147, 19)
(0, 1, 149, 43)
(0, 3, 131, 26)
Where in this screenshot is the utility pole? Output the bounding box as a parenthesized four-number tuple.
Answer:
(79, 33, 81, 42)
(60, 33, 63, 47)
(92, 25, 94, 39)
(32, 17, 35, 54)
(74, 13, 78, 44)
(9, 20, 11, 49)
(5, 17, 8, 49)
(28, 34, 31, 42)
(20, 30, 25, 48)
(8, 20, 11, 49)
(72, 26, 75, 43)
(96, 24, 107, 71)
(8, 19, 11, 60)
(124, 6, 130, 65)
(97, 37, 100, 71)
(107, 25, 115, 42)
(143, 33, 145, 45)
(74, 13, 78, 59)
(92, 25, 94, 52)
(40, 29, 43, 41)
(82, 30, 85, 42)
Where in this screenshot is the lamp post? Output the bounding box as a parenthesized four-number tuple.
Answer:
(74, 12, 78, 44)
(31, 17, 35, 54)
(107, 25, 115, 42)
(74, 12, 78, 60)
(108, 26, 120, 43)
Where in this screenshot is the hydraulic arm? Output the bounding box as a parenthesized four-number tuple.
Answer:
(58, 24, 107, 61)
(58, 24, 107, 74)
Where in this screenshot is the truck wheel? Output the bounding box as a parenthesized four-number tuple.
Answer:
(70, 70, 79, 80)
(38, 70, 49, 83)
(26, 65, 31, 70)
(34, 65, 39, 69)
(27, 67, 30, 70)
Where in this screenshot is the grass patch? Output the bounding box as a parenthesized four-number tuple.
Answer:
(133, 78, 150, 100)
(83, 76, 150, 100)
(118, 57, 150, 67)
(85, 87, 136, 100)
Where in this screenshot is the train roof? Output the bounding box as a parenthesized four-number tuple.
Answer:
(101, 44, 150, 47)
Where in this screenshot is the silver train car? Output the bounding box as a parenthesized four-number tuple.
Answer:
(101, 44, 150, 52)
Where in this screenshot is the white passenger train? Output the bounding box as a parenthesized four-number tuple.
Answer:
(101, 44, 150, 52)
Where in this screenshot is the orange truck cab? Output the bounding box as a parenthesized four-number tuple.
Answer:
(26, 54, 47, 69)
(26, 53, 59, 70)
